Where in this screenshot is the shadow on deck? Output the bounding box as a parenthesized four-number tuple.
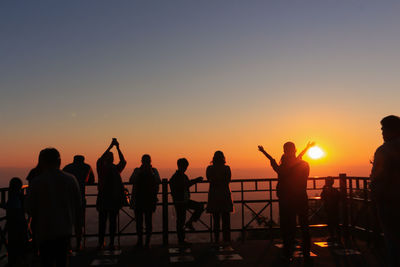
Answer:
(7, 237, 381, 267)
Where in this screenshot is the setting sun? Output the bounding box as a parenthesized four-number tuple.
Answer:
(307, 146, 325, 159)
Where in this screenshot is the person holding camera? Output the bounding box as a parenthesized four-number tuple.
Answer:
(96, 138, 126, 250)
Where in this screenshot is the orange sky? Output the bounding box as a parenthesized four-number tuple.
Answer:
(1, 110, 384, 180)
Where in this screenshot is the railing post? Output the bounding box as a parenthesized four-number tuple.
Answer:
(363, 179, 371, 244)
(241, 181, 245, 242)
(162, 178, 169, 246)
(339, 173, 349, 241)
(1, 190, 5, 207)
(349, 176, 354, 230)
(269, 180, 273, 230)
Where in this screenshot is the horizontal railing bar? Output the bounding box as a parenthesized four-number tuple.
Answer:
(0, 175, 373, 244)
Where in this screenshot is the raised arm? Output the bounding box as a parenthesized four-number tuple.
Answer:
(100, 140, 114, 159)
(258, 145, 279, 173)
(114, 139, 127, 173)
(258, 145, 274, 161)
(189, 176, 203, 187)
(297, 141, 315, 159)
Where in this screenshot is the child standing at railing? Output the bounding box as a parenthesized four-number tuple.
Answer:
(321, 177, 340, 242)
(169, 158, 204, 245)
(5, 177, 28, 267)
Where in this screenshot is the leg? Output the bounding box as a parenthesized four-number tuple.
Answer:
(109, 210, 118, 248)
(54, 237, 69, 267)
(279, 199, 296, 258)
(378, 202, 400, 267)
(7, 245, 18, 267)
(298, 198, 311, 258)
(145, 211, 153, 247)
(186, 200, 204, 224)
(175, 204, 186, 243)
(135, 209, 144, 246)
(77, 201, 86, 250)
(98, 210, 108, 248)
(39, 240, 56, 267)
(221, 212, 231, 242)
(212, 213, 221, 243)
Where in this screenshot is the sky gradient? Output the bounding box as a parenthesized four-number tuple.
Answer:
(1, 1, 399, 183)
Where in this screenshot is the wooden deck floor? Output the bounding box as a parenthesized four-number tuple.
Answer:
(66, 237, 385, 267)
(0, 236, 386, 267)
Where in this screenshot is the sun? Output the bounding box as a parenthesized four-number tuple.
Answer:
(307, 146, 325, 159)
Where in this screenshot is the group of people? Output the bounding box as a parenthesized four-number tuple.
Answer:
(4, 138, 235, 267)
(3, 114, 400, 267)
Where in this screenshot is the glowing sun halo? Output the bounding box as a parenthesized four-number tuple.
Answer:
(307, 146, 325, 159)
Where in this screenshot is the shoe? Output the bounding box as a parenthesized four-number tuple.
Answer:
(185, 222, 195, 231)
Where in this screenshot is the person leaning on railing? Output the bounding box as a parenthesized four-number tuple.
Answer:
(169, 158, 204, 245)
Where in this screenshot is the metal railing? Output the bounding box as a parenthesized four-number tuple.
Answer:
(0, 174, 375, 249)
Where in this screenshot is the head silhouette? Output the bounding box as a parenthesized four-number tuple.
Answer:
(212, 151, 226, 166)
(103, 152, 114, 165)
(325, 177, 334, 187)
(9, 177, 23, 194)
(381, 115, 400, 142)
(38, 148, 61, 170)
(283, 142, 296, 156)
(73, 155, 85, 164)
(280, 142, 297, 165)
(141, 154, 151, 166)
(177, 158, 189, 172)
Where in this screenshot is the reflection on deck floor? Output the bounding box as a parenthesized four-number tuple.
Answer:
(62, 238, 385, 267)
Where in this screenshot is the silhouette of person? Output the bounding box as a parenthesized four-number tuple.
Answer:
(25, 154, 46, 256)
(206, 151, 233, 245)
(26, 148, 82, 267)
(321, 177, 340, 242)
(63, 155, 95, 250)
(96, 139, 126, 250)
(26, 155, 45, 185)
(5, 177, 28, 267)
(169, 158, 204, 245)
(258, 142, 311, 262)
(63, 155, 95, 205)
(370, 115, 400, 267)
(130, 154, 161, 248)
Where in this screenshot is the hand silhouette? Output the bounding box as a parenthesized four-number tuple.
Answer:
(306, 141, 316, 149)
(112, 138, 119, 147)
(258, 145, 265, 153)
(196, 177, 204, 182)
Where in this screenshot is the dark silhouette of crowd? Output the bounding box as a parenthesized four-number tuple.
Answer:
(1, 114, 399, 267)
